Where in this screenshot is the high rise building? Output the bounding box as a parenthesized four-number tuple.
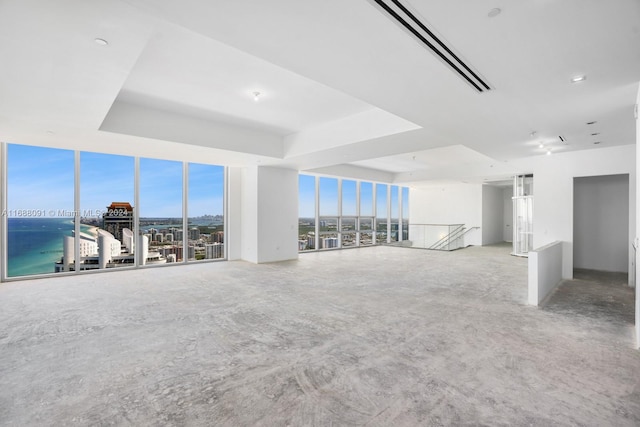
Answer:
(205, 243, 224, 259)
(189, 227, 200, 240)
(103, 202, 134, 242)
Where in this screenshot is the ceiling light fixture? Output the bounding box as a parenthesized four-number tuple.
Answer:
(94, 38, 108, 46)
(539, 142, 544, 148)
(252, 91, 261, 101)
(488, 8, 501, 18)
(571, 75, 586, 83)
(546, 149, 552, 156)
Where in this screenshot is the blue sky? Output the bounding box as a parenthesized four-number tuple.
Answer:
(7, 144, 224, 218)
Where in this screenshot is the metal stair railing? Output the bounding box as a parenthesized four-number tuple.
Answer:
(429, 225, 480, 251)
(429, 224, 465, 250)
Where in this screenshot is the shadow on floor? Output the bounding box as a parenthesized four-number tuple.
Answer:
(543, 268, 635, 328)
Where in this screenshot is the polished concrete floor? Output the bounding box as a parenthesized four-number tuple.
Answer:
(1, 244, 639, 426)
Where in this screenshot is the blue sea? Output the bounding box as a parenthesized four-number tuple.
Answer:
(7, 217, 75, 277)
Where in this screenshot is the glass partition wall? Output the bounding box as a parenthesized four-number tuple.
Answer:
(298, 174, 409, 252)
(1, 143, 226, 280)
(512, 174, 533, 257)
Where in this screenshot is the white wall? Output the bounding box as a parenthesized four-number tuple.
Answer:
(240, 166, 299, 264)
(574, 175, 629, 273)
(529, 144, 636, 279)
(635, 84, 640, 349)
(410, 183, 482, 246)
(503, 187, 513, 242)
(482, 185, 504, 245)
(240, 166, 259, 263)
(256, 166, 299, 263)
(226, 167, 242, 261)
(528, 241, 564, 305)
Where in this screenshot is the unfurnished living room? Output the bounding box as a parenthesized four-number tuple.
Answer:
(1, 1, 640, 426)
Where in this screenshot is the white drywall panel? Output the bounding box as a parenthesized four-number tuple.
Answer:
(240, 166, 259, 263)
(528, 241, 563, 305)
(226, 167, 242, 260)
(256, 166, 299, 263)
(636, 84, 640, 349)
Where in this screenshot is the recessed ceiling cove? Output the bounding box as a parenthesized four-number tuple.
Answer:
(100, 22, 420, 158)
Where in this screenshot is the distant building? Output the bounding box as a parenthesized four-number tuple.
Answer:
(212, 231, 224, 243)
(55, 228, 166, 272)
(322, 237, 338, 249)
(189, 227, 200, 240)
(205, 243, 224, 259)
(103, 202, 134, 242)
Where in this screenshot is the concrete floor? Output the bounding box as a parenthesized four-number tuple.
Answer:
(1, 243, 639, 426)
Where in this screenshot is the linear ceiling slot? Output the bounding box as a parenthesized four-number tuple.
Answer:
(371, 0, 491, 93)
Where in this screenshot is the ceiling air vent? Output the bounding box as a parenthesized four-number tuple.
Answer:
(371, 0, 491, 93)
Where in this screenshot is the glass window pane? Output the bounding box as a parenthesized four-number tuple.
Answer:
(341, 217, 357, 248)
(342, 179, 357, 216)
(319, 177, 338, 216)
(402, 187, 409, 241)
(7, 144, 74, 277)
(376, 184, 387, 219)
(391, 185, 399, 220)
(402, 187, 409, 220)
(390, 186, 399, 241)
(359, 218, 374, 246)
(360, 182, 373, 216)
(78, 152, 135, 271)
(188, 163, 225, 261)
(140, 158, 183, 264)
(298, 174, 316, 251)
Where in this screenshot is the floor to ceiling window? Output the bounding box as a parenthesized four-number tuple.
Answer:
(376, 183, 389, 244)
(298, 173, 409, 252)
(298, 174, 316, 251)
(187, 163, 225, 261)
(76, 152, 135, 272)
(359, 181, 374, 246)
(1, 143, 226, 280)
(6, 145, 75, 277)
(140, 158, 184, 264)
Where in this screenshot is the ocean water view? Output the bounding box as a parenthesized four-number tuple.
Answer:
(6, 217, 224, 278)
(7, 217, 75, 277)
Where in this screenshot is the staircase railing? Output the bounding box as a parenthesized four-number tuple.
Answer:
(429, 224, 465, 250)
(405, 224, 480, 250)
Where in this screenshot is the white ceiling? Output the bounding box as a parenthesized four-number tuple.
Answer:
(0, 0, 639, 185)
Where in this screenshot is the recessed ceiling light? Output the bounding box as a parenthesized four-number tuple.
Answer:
(488, 8, 501, 18)
(252, 91, 261, 101)
(571, 75, 586, 83)
(94, 38, 108, 46)
(538, 143, 544, 148)
(586, 121, 597, 125)
(546, 149, 552, 155)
